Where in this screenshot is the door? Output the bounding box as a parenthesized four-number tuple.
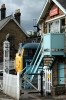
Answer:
(58, 63, 65, 84)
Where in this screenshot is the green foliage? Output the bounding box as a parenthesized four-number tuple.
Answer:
(29, 32, 37, 37)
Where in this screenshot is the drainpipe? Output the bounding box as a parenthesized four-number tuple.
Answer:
(64, 14, 66, 89)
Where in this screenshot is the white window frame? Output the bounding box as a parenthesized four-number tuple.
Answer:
(47, 19, 60, 33)
(45, 14, 65, 33)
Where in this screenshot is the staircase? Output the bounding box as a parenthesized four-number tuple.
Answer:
(21, 35, 56, 89)
(44, 57, 56, 69)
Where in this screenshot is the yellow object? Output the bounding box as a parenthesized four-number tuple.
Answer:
(14, 49, 24, 72)
(14, 53, 22, 72)
(47, 74, 50, 78)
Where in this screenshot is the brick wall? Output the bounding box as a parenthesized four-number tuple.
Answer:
(41, 1, 64, 34)
(46, 3, 64, 21)
(52, 57, 66, 86)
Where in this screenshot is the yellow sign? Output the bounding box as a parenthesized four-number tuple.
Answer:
(47, 74, 50, 78)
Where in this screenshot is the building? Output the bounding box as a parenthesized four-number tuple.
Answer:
(37, 0, 66, 96)
(0, 4, 29, 59)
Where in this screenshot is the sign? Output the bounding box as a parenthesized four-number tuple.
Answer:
(49, 7, 59, 17)
(47, 74, 50, 78)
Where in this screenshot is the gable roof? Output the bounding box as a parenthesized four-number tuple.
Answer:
(0, 15, 29, 37)
(37, 0, 66, 24)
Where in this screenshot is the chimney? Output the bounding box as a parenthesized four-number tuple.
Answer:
(1, 4, 6, 20)
(14, 9, 21, 24)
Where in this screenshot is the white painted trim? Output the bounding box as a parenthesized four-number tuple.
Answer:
(47, 19, 61, 33)
(59, 19, 61, 33)
(47, 23, 49, 33)
(37, 0, 49, 24)
(45, 14, 65, 23)
(52, 0, 66, 14)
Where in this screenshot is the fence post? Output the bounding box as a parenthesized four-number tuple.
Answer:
(17, 72, 21, 100)
(3, 41, 10, 92)
(38, 71, 41, 94)
(41, 71, 43, 96)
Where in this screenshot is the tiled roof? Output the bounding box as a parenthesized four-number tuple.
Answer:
(57, 0, 66, 9)
(0, 15, 11, 30)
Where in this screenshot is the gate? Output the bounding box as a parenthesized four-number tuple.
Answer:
(43, 66, 52, 95)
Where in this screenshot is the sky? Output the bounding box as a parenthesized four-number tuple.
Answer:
(0, 0, 46, 33)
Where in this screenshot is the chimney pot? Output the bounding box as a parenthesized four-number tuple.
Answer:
(1, 4, 6, 20)
(1, 4, 5, 8)
(14, 9, 21, 24)
(15, 9, 20, 14)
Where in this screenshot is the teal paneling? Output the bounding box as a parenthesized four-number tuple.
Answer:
(51, 34, 64, 49)
(44, 33, 64, 56)
(44, 33, 50, 49)
(58, 63, 65, 84)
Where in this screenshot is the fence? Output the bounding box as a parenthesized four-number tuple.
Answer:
(43, 67, 52, 95)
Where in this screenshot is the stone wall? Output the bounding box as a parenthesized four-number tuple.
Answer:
(0, 20, 28, 58)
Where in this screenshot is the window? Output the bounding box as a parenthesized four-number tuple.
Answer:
(61, 18, 65, 33)
(49, 20, 60, 33)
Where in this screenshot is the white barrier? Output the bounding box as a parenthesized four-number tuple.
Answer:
(3, 72, 17, 99)
(3, 72, 21, 100)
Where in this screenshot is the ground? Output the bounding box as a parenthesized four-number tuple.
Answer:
(0, 89, 66, 100)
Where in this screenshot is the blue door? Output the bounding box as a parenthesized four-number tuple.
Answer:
(58, 63, 65, 84)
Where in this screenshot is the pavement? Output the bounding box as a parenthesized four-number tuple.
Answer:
(20, 88, 56, 100)
(0, 89, 55, 100)
(0, 89, 66, 100)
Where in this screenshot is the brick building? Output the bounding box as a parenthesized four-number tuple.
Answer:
(0, 4, 29, 59)
(37, 0, 66, 95)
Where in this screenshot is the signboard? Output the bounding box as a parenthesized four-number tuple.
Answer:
(49, 7, 59, 17)
(47, 74, 50, 78)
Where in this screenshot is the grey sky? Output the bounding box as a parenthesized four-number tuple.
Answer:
(0, 0, 46, 33)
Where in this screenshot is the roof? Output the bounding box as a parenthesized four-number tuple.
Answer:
(0, 15, 29, 37)
(57, 0, 66, 9)
(37, 0, 66, 24)
(22, 43, 39, 49)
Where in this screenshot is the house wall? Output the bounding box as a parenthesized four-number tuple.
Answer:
(41, 1, 64, 34)
(0, 20, 28, 58)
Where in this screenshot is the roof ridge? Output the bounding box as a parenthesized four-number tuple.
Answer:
(0, 15, 12, 21)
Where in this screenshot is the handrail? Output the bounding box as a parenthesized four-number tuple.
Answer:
(30, 53, 44, 82)
(31, 37, 43, 65)
(30, 46, 43, 73)
(22, 63, 32, 74)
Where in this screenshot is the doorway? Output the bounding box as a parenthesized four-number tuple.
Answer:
(58, 63, 65, 84)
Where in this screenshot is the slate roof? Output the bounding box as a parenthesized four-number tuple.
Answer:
(0, 15, 29, 37)
(57, 0, 66, 9)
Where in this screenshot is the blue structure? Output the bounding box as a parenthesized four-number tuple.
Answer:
(21, 32, 65, 89)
